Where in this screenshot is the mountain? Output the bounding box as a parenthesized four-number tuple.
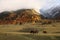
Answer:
(0, 9, 42, 25)
(50, 6, 60, 19)
(40, 10, 52, 19)
(40, 6, 60, 19)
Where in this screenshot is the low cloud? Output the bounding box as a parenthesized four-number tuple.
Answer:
(0, 0, 46, 13)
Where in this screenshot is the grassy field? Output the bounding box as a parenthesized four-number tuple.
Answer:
(0, 22, 60, 40)
(0, 33, 60, 40)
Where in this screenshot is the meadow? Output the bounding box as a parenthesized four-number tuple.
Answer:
(0, 22, 60, 40)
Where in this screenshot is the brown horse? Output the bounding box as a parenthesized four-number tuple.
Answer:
(30, 30, 39, 34)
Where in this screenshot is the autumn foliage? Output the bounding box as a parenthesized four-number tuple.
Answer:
(0, 9, 41, 25)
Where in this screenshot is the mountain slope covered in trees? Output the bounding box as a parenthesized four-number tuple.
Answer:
(0, 9, 42, 25)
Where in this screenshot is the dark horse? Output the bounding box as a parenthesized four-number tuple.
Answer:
(30, 30, 39, 34)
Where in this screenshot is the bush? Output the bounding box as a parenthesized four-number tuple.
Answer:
(18, 28, 39, 33)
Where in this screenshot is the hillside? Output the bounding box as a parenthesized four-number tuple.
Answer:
(0, 9, 42, 25)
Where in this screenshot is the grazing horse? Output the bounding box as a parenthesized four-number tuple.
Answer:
(30, 30, 39, 34)
(43, 31, 47, 33)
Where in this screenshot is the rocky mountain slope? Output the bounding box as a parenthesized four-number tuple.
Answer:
(0, 9, 42, 25)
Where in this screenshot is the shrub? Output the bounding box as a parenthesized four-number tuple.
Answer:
(18, 28, 39, 33)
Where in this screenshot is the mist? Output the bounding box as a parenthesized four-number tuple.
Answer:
(0, 0, 46, 13)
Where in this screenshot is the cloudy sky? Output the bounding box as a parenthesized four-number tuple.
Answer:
(42, 0, 60, 10)
(0, 0, 60, 13)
